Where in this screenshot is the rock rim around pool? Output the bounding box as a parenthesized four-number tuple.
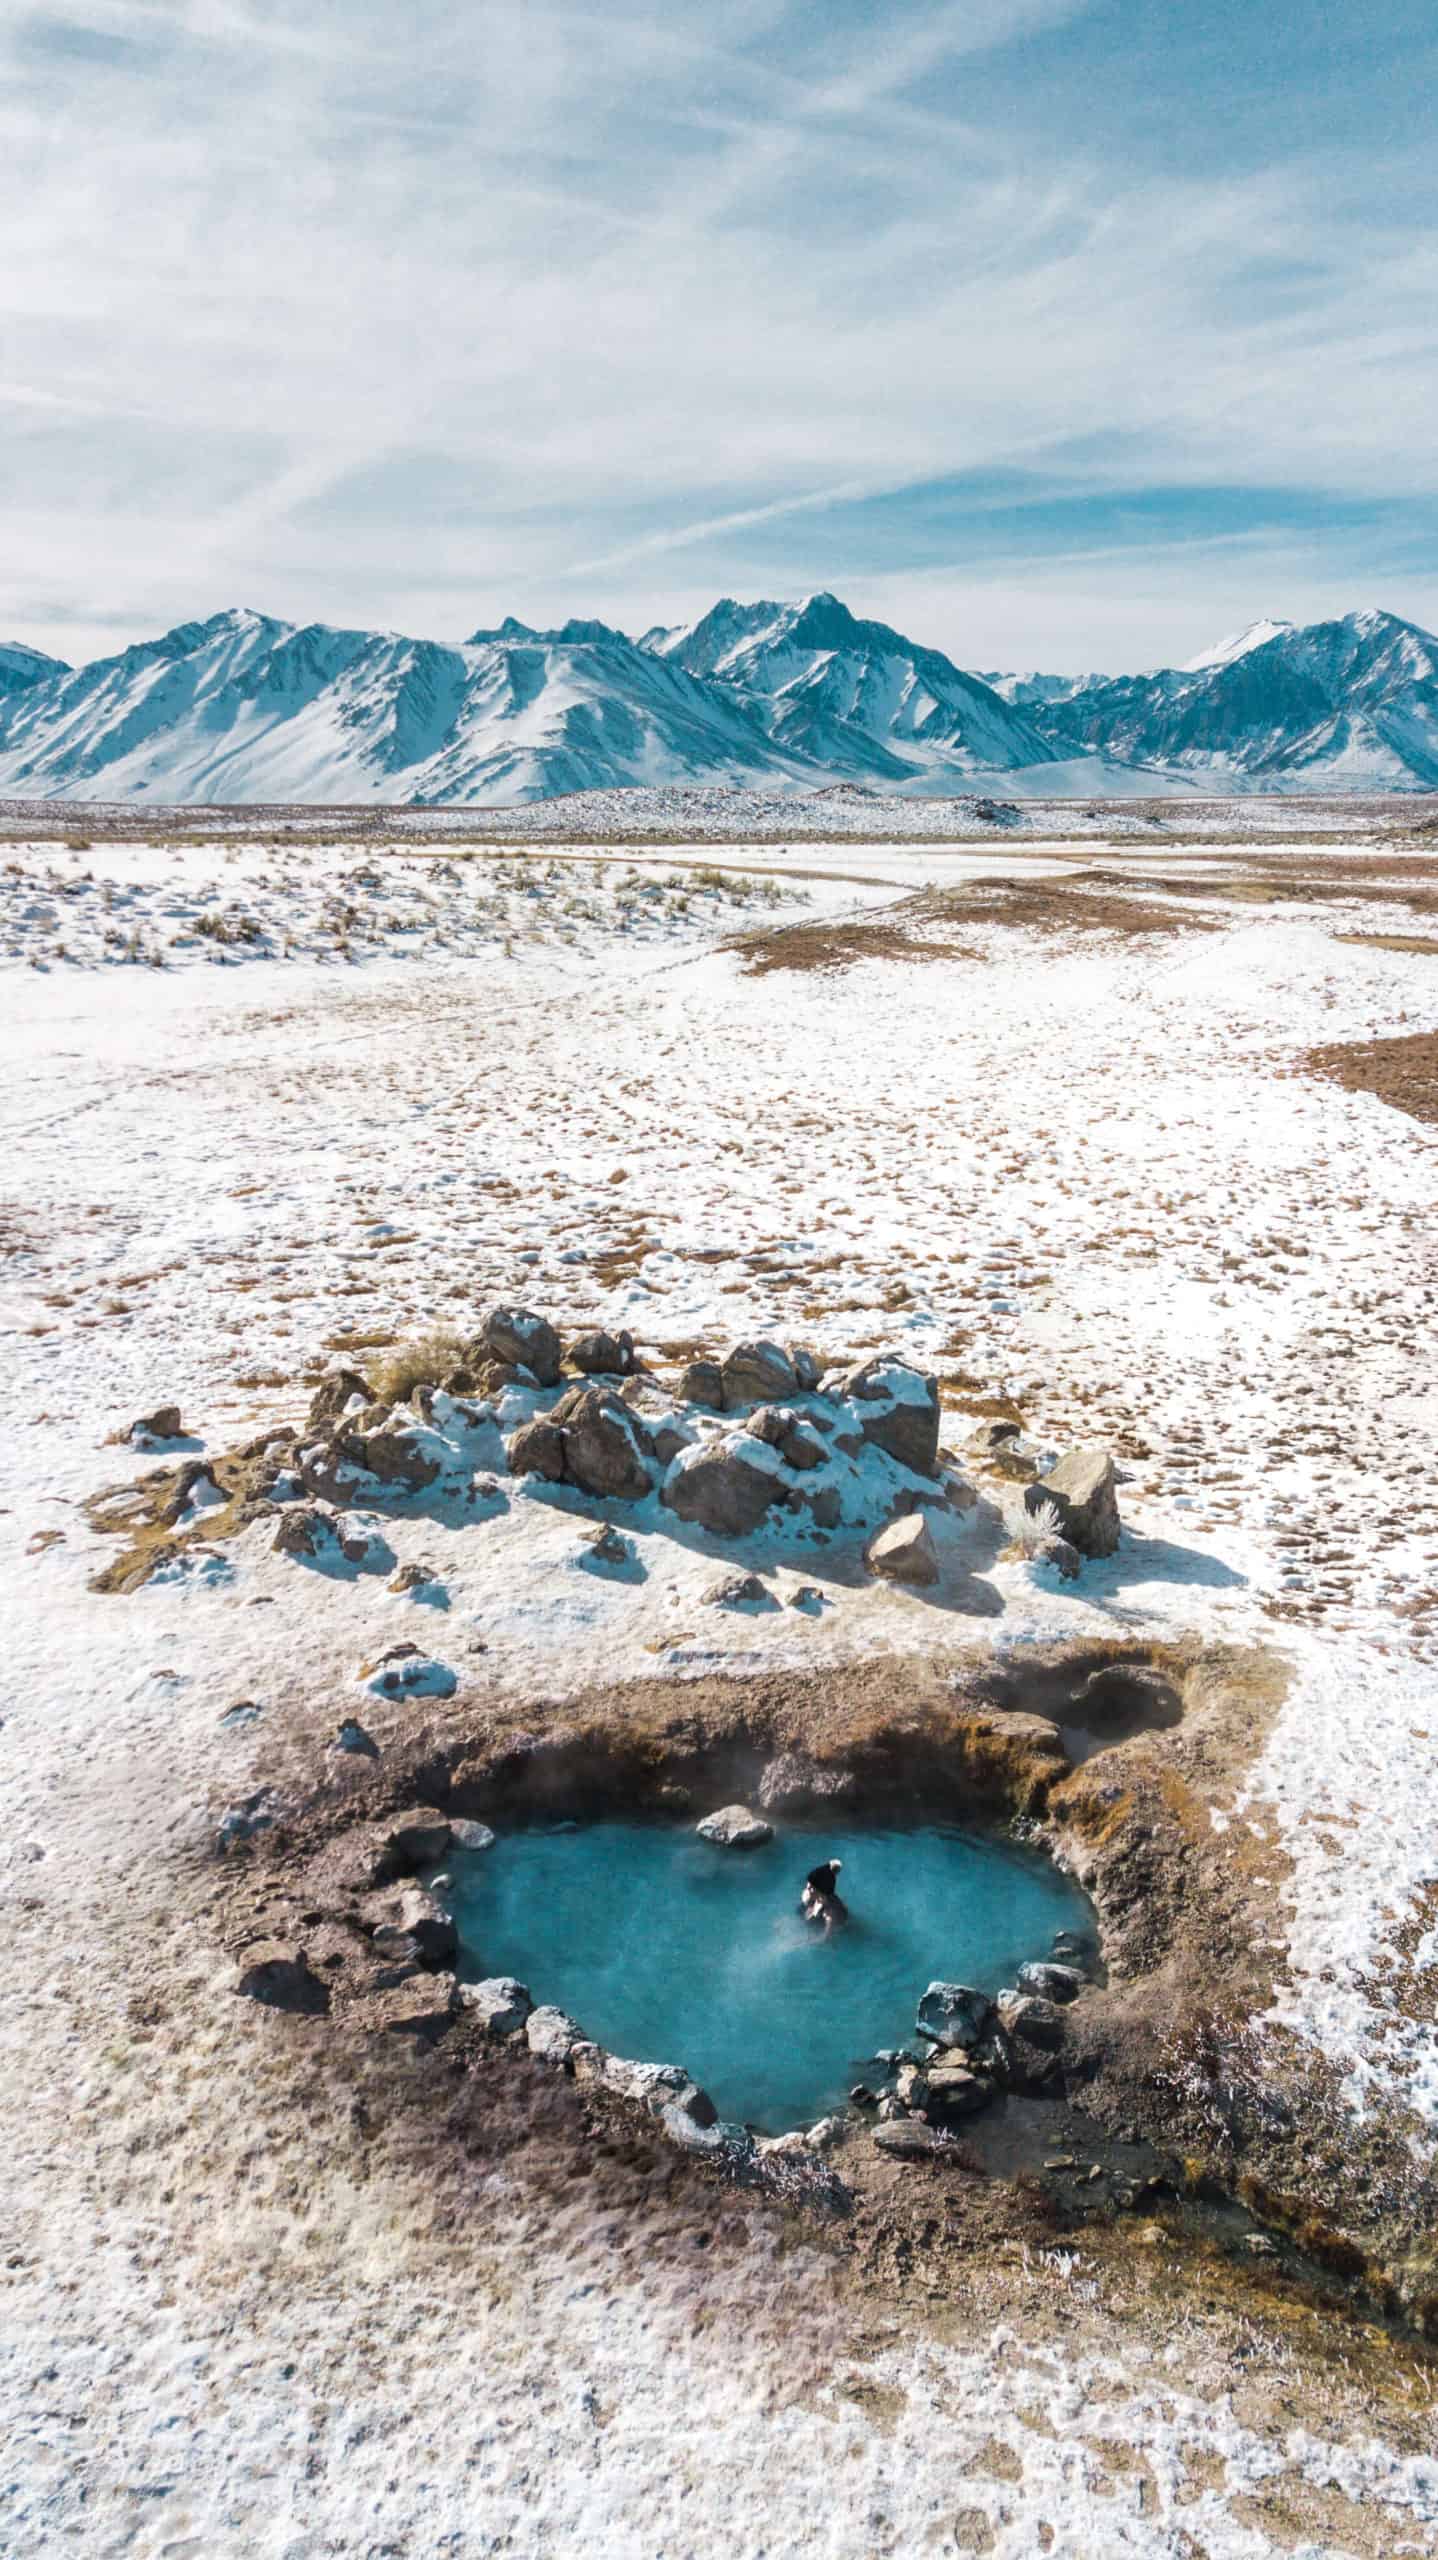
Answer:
(695, 1804, 773, 1848)
(916, 1982, 994, 2047)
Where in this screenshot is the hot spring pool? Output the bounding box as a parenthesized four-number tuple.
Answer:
(446, 1820, 1094, 2132)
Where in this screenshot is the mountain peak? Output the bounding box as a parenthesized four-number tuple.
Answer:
(1181, 618, 1294, 673)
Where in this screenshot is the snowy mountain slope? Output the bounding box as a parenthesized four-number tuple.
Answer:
(980, 667, 1113, 709)
(645, 592, 1059, 784)
(0, 610, 812, 805)
(1026, 609, 1438, 789)
(0, 639, 69, 703)
(1181, 617, 1294, 673)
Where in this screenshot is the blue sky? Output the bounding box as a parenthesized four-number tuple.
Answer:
(3, 0, 1436, 671)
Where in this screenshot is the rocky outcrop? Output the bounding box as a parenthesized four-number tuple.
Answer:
(525, 2004, 583, 2063)
(756, 1753, 856, 1813)
(865, 1512, 939, 1587)
(458, 1976, 532, 2036)
(696, 1805, 773, 1848)
(509, 1385, 653, 1503)
(1024, 1447, 1120, 1558)
(468, 1306, 563, 1388)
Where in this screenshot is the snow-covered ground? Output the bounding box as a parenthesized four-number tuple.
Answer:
(3, 823, 1437, 2555)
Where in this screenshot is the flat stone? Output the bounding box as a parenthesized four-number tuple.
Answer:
(920, 2062, 991, 2122)
(872, 2120, 951, 2159)
(695, 1805, 773, 1849)
(458, 1976, 532, 2037)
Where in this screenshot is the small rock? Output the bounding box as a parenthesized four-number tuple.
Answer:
(332, 1716, 380, 1758)
(220, 1700, 262, 1731)
(864, 1512, 939, 1588)
(458, 1976, 532, 2037)
(130, 1403, 183, 1443)
(216, 1791, 275, 1850)
(702, 1569, 772, 1608)
(584, 1521, 632, 1566)
(920, 2061, 991, 2123)
(388, 1559, 441, 1594)
(695, 1805, 773, 1849)
(787, 1584, 825, 1612)
(1245, 2232, 1278, 2258)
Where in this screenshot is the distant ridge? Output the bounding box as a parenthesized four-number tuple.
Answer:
(0, 597, 1434, 802)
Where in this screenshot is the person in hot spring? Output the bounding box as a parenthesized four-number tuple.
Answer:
(799, 1858, 847, 1932)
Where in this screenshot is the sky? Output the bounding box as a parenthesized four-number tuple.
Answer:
(3, 0, 1437, 674)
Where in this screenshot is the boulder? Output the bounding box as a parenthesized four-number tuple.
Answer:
(470, 1306, 562, 1388)
(662, 1439, 778, 1538)
(450, 1818, 496, 1851)
(355, 1427, 442, 1491)
(569, 1328, 633, 1377)
(842, 1358, 941, 1477)
(678, 1358, 727, 1412)
(129, 1403, 183, 1443)
(1024, 1447, 1120, 1558)
(372, 1972, 457, 2042)
(1017, 1960, 1085, 2005)
(382, 1807, 451, 1872)
(703, 1569, 772, 1608)
(272, 1506, 370, 1565)
(552, 1387, 652, 1503)
(333, 1716, 380, 1758)
(916, 1983, 994, 2047)
(525, 2005, 583, 2064)
(306, 1371, 372, 1429)
(696, 1804, 773, 1849)
(507, 1417, 566, 1482)
(720, 1341, 797, 1407)
(458, 1976, 532, 2037)
(234, 1946, 330, 2016)
(997, 1991, 1066, 2052)
(864, 1512, 939, 1588)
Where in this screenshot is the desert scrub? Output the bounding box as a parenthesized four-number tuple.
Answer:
(368, 1329, 467, 1405)
(195, 909, 264, 946)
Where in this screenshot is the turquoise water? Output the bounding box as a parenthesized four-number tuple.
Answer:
(446, 1820, 1093, 2132)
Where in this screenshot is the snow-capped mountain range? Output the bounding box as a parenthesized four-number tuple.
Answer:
(0, 596, 1433, 803)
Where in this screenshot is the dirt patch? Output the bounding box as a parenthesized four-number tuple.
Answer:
(731, 876, 1217, 975)
(1303, 1027, 1438, 1128)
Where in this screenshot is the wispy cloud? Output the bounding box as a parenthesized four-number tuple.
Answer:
(1, 0, 1436, 667)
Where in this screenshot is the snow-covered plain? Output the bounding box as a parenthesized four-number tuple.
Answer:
(3, 819, 1437, 2555)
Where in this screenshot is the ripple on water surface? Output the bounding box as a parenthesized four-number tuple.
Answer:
(446, 1821, 1093, 2131)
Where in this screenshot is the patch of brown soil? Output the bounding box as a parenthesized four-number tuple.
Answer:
(1303, 1027, 1438, 1128)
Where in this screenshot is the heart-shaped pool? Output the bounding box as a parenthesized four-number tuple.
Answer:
(446, 1820, 1094, 2132)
